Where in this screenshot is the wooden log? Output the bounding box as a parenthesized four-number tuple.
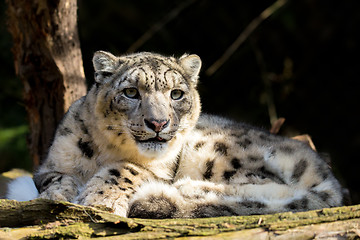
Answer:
(0, 199, 359, 239)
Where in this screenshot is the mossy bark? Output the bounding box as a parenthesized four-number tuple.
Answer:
(0, 199, 359, 239)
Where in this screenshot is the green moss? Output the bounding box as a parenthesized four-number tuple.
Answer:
(0, 125, 31, 172)
(1, 199, 360, 239)
(0, 125, 27, 142)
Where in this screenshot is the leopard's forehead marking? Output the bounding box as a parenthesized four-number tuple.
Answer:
(119, 55, 188, 91)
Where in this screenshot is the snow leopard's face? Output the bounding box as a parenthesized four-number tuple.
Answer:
(92, 51, 202, 158)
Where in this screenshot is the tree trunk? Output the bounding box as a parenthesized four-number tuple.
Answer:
(6, 0, 87, 167)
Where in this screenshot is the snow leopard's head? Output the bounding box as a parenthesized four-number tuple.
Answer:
(91, 51, 202, 158)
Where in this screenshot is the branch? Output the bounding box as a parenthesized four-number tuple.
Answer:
(205, 0, 288, 76)
(251, 38, 281, 126)
(126, 0, 197, 53)
(270, 117, 285, 134)
(292, 134, 317, 151)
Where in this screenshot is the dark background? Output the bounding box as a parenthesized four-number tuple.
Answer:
(1, 0, 359, 204)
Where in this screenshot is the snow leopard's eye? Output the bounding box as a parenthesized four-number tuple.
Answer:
(171, 89, 184, 100)
(124, 88, 139, 99)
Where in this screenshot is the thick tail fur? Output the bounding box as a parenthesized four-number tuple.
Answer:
(128, 178, 341, 218)
(6, 176, 39, 201)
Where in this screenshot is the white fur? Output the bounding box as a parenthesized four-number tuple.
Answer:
(6, 176, 39, 201)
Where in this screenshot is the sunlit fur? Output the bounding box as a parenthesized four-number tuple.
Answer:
(7, 51, 343, 218)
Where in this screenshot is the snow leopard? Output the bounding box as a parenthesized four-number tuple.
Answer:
(7, 51, 343, 218)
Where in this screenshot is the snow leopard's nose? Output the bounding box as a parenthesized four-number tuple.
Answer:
(144, 119, 170, 133)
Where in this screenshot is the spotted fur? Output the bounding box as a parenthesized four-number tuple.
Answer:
(18, 51, 343, 218)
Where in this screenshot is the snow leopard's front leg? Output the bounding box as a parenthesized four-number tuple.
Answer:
(74, 162, 156, 217)
(34, 171, 82, 202)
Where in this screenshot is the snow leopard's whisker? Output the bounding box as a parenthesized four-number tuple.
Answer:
(106, 127, 125, 130)
(106, 125, 126, 130)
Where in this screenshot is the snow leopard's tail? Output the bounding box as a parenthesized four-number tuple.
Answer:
(6, 176, 39, 201)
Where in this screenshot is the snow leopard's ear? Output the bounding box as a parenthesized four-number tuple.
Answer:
(179, 54, 202, 85)
(93, 51, 119, 83)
